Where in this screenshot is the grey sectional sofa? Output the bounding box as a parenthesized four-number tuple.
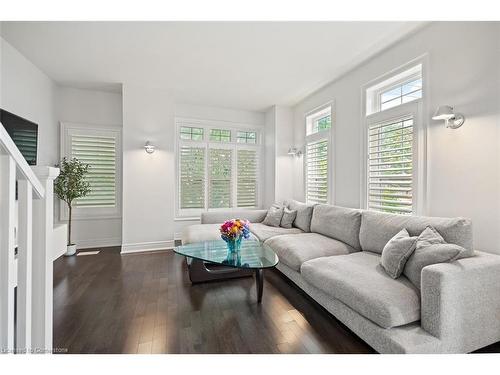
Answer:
(181, 202, 500, 354)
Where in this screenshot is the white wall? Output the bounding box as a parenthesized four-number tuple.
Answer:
(122, 85, 266, 251)
(1, 38, 125, 250)
(291, 22, 500, 254)
(56, 86, 123, 248)
(1, 38, 57, 166)
(263, 106, 276, 208)
(263, 105, 295, 207)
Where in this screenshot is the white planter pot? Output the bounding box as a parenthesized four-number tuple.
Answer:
(65, 244, 77, 256)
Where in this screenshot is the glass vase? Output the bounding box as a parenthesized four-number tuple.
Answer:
(226, 236, 242, 254)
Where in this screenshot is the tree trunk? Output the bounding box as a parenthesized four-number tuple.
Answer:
(68, 204, 72, 246)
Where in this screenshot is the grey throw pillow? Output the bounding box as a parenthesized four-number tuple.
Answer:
(403, 226, 468, 289)
(286, 199, 314, 232)
(415, 226, 445, 249)
(380, 228, 418, 279)
(280, 208, 297, 229)
(262, 204, 284, 227)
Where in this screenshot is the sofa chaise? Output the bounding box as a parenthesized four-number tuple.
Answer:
(181, 201, 500, 354)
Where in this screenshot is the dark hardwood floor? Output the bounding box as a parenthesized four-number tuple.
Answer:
(53, 246, 500, 354)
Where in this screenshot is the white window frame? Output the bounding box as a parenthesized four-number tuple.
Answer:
(304, 102, 334, 205)
(361, 56, 428, 215)
(60, 122, 122, 221)
(365, 62, 423, 116)
(175, 117, 263, 219)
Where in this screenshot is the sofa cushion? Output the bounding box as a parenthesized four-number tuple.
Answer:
(181, 224, 222, 245)
(380, 228, 418, 278)
(285, 199, 315, 232)
(359, 210, 473, 254)
(262, 204, 284, 227)
(280, 207, 297, 229)
(301, 252, 421, 329)
(310, 204, 362, 250)
(403, 227, 472, 289)
(249, 223, 303, 242)
(265, 233, 358, 271)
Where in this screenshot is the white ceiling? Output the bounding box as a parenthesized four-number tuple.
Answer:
(0, 21, 426, 112)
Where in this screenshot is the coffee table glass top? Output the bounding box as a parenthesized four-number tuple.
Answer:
(174, 240, 279, 269)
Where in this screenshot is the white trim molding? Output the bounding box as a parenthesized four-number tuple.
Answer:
(77, 237, 122, 250)
(121, 240, 175, 254)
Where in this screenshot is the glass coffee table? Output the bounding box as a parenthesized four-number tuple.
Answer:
(174, 240, 279, 303)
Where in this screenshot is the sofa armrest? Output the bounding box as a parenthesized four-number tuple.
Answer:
(201, 210, 268, 224)
(421, 251, 500, 352)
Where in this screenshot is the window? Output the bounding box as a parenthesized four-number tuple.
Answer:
(209, 128, 231, 142)
(70, 134, 117, 207)
(363, 59, 426, 215)
(306, 139, 328, 204)
(176, 119, 261, 216)
(368, 117, 414, 214)
(60, 123, 122, 219)
(237, 149, 258, 207)
(236, 131, 257, 144)
(180, 126, 204, 140)
(179, 146, 205, 209)
(366, 64, 422, 115)
(306, 106, 331, 136)
(208, 148, 232, 208)
(305, 105, 332, 204)
(380, 78, 422, 111)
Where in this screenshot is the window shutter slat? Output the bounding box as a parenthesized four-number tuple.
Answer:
(368, 117, 414, 215)
(306, 140, 328, 204)
(237, 149, 258, 208)
(71, 134, 117, 208)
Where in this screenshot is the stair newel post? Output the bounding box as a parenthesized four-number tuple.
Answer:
(31, 166, 59, 354)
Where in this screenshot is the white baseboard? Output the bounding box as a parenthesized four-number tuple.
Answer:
(77, 237, 122, 250)
(121, 240, 175, 254)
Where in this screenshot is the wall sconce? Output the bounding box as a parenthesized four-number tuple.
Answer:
(288, 147, 302, 157)
(144, 141, 155, 154)
(432, 105, 465, 129)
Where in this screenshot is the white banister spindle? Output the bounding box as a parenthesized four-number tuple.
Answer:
(0, 155, 16, 353)
(17, 179, 33, 353)
(31, 166, 59, 354)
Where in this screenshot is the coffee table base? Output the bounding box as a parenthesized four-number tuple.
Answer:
(186, 258, 265, 303)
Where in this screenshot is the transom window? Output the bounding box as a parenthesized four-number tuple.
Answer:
(380, 78, 422, 111)
(180, 126, 204, 141)
(236, 131, 257, 144)
(366, 64, 422, 115)
(176, 120, 261, 217)
(306, 106, 331, 136)
(209, 128, 231, 142)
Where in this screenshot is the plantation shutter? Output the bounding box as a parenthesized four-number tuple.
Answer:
(368, 116, 413, 214)
(237, 149, 258, 207)
(208, 148, 232, 208)
(71, 134, 117, 207)
(180, 146, 206, 209)
(306, 139, 328, 204)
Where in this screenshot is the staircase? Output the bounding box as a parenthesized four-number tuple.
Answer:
(0, 122, 61, 354)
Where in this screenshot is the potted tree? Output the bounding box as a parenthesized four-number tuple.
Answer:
(54, 157, 91, 256)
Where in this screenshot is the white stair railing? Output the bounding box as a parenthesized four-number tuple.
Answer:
(0, 122, 59, 354)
